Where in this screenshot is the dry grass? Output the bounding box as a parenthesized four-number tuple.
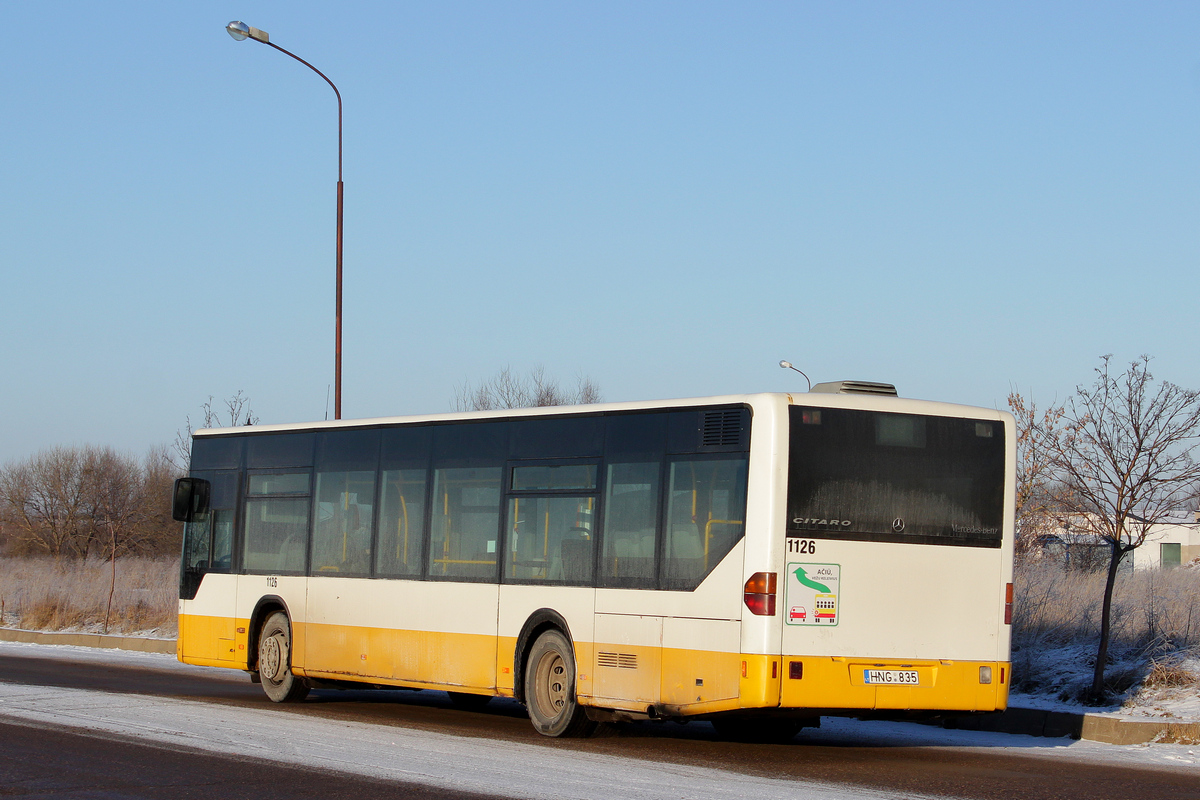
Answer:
(1142, 659, 1196, 689)
(1154, 727, 1200, 745)
(0, 556, 177, 636)
(1012, 559, 1200, 701)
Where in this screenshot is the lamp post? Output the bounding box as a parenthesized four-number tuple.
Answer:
(779, 360, 811, 391)
(226, 21, 345, 420)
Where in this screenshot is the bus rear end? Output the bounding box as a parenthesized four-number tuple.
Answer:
(773, 395, 1013, 719)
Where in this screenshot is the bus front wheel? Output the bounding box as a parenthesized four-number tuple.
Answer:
(257, 611, 309, 703)
(524, 630, 595, 737)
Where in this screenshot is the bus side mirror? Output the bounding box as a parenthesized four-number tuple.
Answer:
(172, 477, 211, 522)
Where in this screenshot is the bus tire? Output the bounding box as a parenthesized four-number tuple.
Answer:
(448, 691, 492, 711)
(524, 629, 595, 737)
(257, 611, 309, 703)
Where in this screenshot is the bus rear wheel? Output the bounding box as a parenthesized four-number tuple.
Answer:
(524, 630, 595, 737)
(257, 611, 309, 703)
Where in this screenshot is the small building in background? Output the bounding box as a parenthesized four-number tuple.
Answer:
(1128, 511, 1200, 571)
(1031, 511, 1200, 572)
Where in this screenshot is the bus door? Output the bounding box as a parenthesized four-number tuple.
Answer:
(500, 464, 599, 697)
(179, 470, 240, 664)
(592, 459, 663, 708)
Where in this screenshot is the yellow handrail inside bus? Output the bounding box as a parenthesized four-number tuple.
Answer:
(704, 518, 743, 568)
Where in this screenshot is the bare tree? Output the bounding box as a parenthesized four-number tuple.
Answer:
(1050, 355, 1200, 698)
(0, 446, 89, 559)
(455, 366, 602, 411)
(1007, 391, 1069, 559)
(139, 445, 183, 556)
(0, 445, 181, 561)
(173, 391, 260, 471)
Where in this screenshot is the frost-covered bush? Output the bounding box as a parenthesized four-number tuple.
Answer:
(1011, 559, 1200, 702)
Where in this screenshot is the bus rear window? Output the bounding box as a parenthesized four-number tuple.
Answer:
(787, 407, 1004, 547)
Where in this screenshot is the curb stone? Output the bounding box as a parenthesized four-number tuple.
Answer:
(0, 627, 176, 655)
(946, 706, 1200, 745)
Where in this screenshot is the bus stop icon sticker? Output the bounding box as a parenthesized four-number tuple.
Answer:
(786, 563, 840, 626)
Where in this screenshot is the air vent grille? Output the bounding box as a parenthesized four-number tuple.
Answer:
(702, 409, 743, 446)
(810, 380, 898, 397)
(597, 651, 638, 669)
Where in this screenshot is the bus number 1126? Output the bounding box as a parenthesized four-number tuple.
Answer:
(787, 539, 816, 555)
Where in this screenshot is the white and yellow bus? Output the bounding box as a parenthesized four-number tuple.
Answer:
(173, 383, 1014, 739)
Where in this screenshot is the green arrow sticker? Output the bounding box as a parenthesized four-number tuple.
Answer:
(793, 566, 830, 593)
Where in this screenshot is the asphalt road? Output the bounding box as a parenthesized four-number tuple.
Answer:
(0, 719, 492, 800)
(0, 649, 1196, 800)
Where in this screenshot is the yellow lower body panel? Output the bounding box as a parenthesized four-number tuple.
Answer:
(297, 622, 497, 692)
(177, 614, 242, 666)
(778, 656, 1010, 713)
(661, 647, 741, 709)
(179, 613, 1008, 718)
(736, 654, 783, 709)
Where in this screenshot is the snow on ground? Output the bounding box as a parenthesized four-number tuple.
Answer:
(0, 640, 1196, 799)
(0, 638, 243, 682)
(1011, 641, 1200, 724)
(0, 676, 923, 800)
(1012, 684, 1200, 725)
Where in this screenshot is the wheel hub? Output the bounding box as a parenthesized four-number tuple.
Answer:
(261, 634, 283, 681)
(536, 651, 568, 714)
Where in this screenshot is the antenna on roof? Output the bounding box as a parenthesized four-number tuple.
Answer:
(779, 360, 811, 391)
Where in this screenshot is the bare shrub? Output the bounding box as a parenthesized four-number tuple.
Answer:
(0, 556, 178, 636)
(1012, 560, 1200, 699)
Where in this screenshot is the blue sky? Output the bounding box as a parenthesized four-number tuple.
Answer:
(2, 2, 1199, 463)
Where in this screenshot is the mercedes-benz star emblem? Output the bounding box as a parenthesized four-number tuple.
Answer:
(892, 518, 906, 533)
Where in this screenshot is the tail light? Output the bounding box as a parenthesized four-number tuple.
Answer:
(1003, 582, 1013, 625)
(744, 572, 777, 616)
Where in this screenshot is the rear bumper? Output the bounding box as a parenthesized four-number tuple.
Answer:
(741, 654, 1010, 714)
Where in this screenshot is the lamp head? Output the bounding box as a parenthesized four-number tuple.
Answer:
(226, 21, 250, 41)
(778, 359, 811, 390)
(226, 21, 269, 43)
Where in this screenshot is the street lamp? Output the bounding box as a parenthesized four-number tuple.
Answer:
(779, 360, 811, 391)
(226, 21, 345, 420)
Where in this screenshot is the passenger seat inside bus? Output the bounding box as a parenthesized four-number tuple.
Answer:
(560, 538, 590, 583)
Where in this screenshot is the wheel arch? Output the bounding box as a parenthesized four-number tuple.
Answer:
(246, 595, 292, 672)
(513, 607, 574, 704)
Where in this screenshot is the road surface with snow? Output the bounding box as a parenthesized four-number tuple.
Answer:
(0, 641, 1196, 800)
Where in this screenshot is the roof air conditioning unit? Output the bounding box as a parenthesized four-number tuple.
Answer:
(809, 380, 898, 397)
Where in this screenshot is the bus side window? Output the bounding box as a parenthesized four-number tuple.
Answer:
(210, 509, 234, 571)
(430, 467, 501, 580)
(180, 472, 237, 598)
(662, 457, 748, 590)
(312, 470, 376, 575)
(207, 472, 237, 572)
(183, 512, 211, 572)
(376, 469, 427, 577)
(599, 462, 660, 588)
(243, 472, 311, 574)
